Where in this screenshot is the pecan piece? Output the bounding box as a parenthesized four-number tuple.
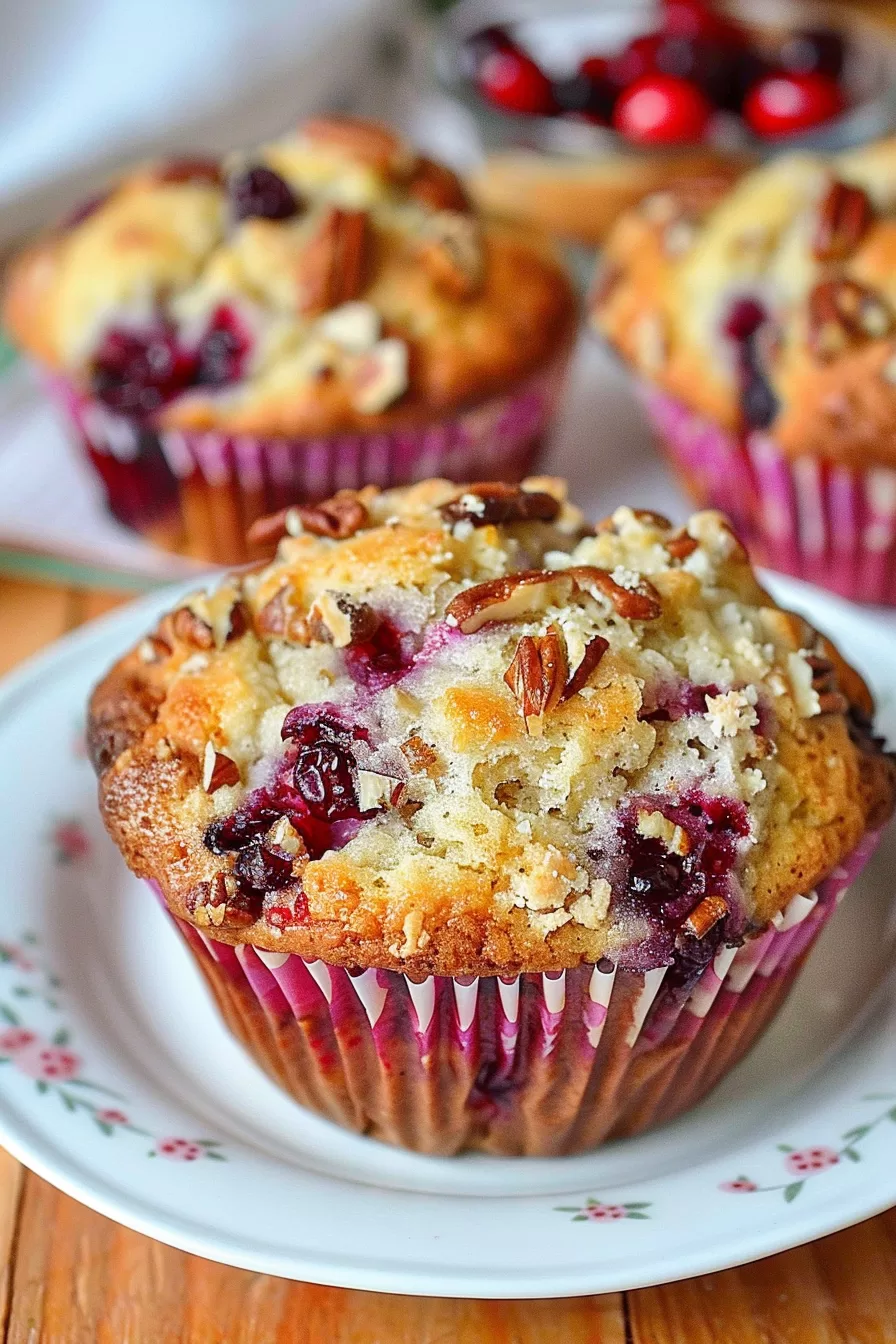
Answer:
(248, 492, 369, 548)
(597, 508, 672, 534)
(187, 872, 257, 929)
(446, 570, 577, 636)
(561, 635, 609, 702)
(400, 735, 439, 773)
(812, 179, 873, 263)
(567, 566, 662, 621)
(300, 116, 410, 176)
(665, 531, 699, 560)
(297, 207, 369, 317)
(681, 894, 729, 940)
(440, 482, 561, 528)
(310, 592, 380, 648)
(808, 279, 893, 361)
(137, 634, 172, 664)
(504, 624, 569, 736)
(154, 156, 222, 187)
(202, 742, 240, 794)
(417, 212, 482, 299)
(817, 689, 849, 714)
(406, 157, 471, 213)
(171, 606, 215, 650)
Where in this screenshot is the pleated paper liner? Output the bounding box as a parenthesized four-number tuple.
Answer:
(641, 383, 896, 606)
(155, 828, 881, 1157)
(46, 358, 569, 567)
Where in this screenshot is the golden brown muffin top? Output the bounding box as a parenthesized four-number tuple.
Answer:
(3, 117, 577, 436)
(89, 477, 894, 978)
(591, 137, 896, 468)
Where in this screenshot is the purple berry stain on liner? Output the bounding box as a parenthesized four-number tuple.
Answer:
(723, 298, 779, 431)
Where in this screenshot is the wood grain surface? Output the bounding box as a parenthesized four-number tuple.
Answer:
(0, 572, 894, 1340)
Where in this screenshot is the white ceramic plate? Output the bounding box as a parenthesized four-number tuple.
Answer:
(0, 575, 894, 1298)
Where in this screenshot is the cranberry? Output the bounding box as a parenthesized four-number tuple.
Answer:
(195, 305, 250, 387)
(459, 24, 514, 80)
(91, 325, 197, 418)
(293, 740, 359, 822)
(661, 0, 745, 45)
(723, 298, 778, 430)
(639, 680, 720, 723)
(612, 74, 712, 144)
(264, 889, 309, 930)
(280, 707, 356, 746)
(553, 71, 617, 123)
(343, 619, 411, 691)
(204, 789, 280, 853)
(655, 36, 765, 111)
(233, 838, 295, 895)
(229, 166, 300, 222)
(476, 46, 556, 116)
(608, 35, 663, 89)
(743, 72, 846, 137)
(778, 28, 846, 79)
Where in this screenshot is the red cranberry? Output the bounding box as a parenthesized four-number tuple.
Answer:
(639, 680, 720, 723)
(195, 305, 250, 387)
(233, 838, 295, 895)
(723, 298, 778, 429)
(608, 35, 663, 88)
(229, 166, 300, 222)
(476, 46, 556, 116)
(293, 740, 359, 823)
(204, 790, 281, 854)
(91, 325, 197, 418)
(612, 74, 712, 144)
(264, 889, 309, 930)
(743, 72, 846, 137)
(459, 24, 515, 80)
(778, 28, 846, 79)
(343, 619, 411, 691)
(661, 0, 745, 45)
(552, 71, 617, 123)
(655, 36, 765, 111)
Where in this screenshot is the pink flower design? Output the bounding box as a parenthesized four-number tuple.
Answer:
(585, 1203, 627, 1221)
(0, 1028, 38, 1054)
(97, 1108, 128, 1125)
(720, 1178, 758, 1193)
(15, 1044, 81, 1081)
(785, 1146, 840, 1175)
(52, 820, 91, 863)
(156, 1137, 202, 1162)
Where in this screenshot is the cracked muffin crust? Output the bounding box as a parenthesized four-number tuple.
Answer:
(89, 477, 895, 980)
(590, 137, 896, 468)
(3, 117, 577, 436)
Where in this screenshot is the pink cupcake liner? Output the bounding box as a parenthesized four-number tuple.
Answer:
(641, 383, 896, 606)
(45, 359, 569, 566)
(154, 828, 881, 1157)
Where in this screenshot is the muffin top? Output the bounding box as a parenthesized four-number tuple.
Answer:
(591, 136, 896, 468)
(89, 477, 894, 979)
(3, 117, 576, 437)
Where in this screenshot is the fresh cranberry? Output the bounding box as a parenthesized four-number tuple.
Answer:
(195, 305, 250, 387)
(263, 889, 309, 930)
(476, 46, 556, 116)
(639, 680, 720, 723)
(553, 71, 617, 123)
(613, 74, 712, 144)
(778, 28, 846, 79)
(343, 619, 412, 692)
(91, 325, 197, 418)
(661, 0, 745, 45)
(229, 166, 300, 222)
(723, 298, 778, 429)
(459, 24, 515, 80)
(743, 72, 846, 137)
(655, 36, 765, 111)
(608, 35, 663, 88)
(155, 157, 222, 186)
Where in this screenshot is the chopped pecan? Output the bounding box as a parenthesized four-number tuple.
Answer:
(666, 531, 699, 560)
(171, 606, 215, 650)
(202, 742, 240, 794)
(597, 508, 672, 534)
(248, 492, 369, 548)
(400, 735, 439, 773)
(561, 635, 609, 702)
(137, 634, 172, 664)
(590, 259, 622, 310)
(187, 872, 256, 929)
(296, 207, 369, 317)
(567, 566, 662, 621)
(446, 570, 577, 636)
(681, 894, 729, 940)
(406, 157, 471, 213)
(417, 212, 482, 299)
(808, 279, 893, 361)
(812, 179, 873, 263)
(154, 157, 222, 186)
(311, 592, 380, 648)
(300, 116, 410, 176)
(504, 624, 569, 736)
(440, 482, 561, 529)
(817, 689, 849, 714)
(804, 652, 837, 695)
(226, 601, 250, 641)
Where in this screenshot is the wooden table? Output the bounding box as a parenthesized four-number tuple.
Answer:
(0, 572, 893, 1341)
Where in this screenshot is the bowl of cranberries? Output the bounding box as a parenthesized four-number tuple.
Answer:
(443, 0, 896, 154)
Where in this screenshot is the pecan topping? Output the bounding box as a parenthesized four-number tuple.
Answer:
(406, 157, 471, 213)
(561, 635, 609, 702)
(567, 566, 662, 621)
(187, 872, 256, 929)
(440, 483, 561, 529)
(446, 570, 577, 636)
(400, 735, 439, 773)
(665, 531, 699, 560)
(202, 742, 240, 794)
(248, 492, 369, 548)
(154, 157, 222, 187)
(681, 894, 729, 940)
(417, 212, 482, 299)
(812, 179, 873, 263)
(817, 689, 849, 714)
(171, 607, 214, 650)
(504, 624, 569, 736)
(226, 601, 250, 641)
(297, 207, 369, 317)
(301, 116, 410, 176)
(137, 634, 172, 664)
(310, 593, 380, 648)
(597, 508, 672, 534)
(808, 279, 893, 361)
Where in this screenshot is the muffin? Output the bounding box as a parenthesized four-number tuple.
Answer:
(87, 477, 894, 1155)
(591, 136, 896, 604)
(2, 117, 577, 565)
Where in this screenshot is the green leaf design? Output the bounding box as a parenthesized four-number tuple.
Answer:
(52, 1028, 70, 1047)
(843, 1147, 861, 1163)
(777, 1143, 794, 1153)
(784, 1182, 804, 1203)
(842, 1126, 870, 1141)
(863, 1093, 896, 1101)
(888, 1106, 896, 1123)
(624, 1202, 651, 1210)
(58, 1091, 76, 1113)
(0, 1004, 19, 1027)
(35, 1080, 47, 1095)
(204, 1151, 226, 1162)
(196, 1139, 220, 1148)
(67, 1079, 125, 1100)
(626, 1211, 649, 1220)
(571, 1215, 587, 1222)
(22, 932, 38, 947)
(95, 1121, 114, 1137)
(554, 1207, 581, 1213)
